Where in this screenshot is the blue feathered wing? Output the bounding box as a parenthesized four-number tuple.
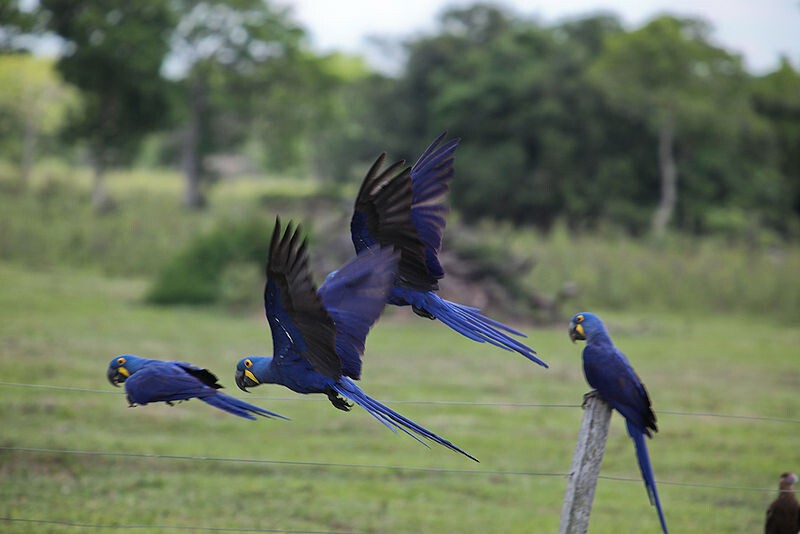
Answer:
(125, 361, 287, 420)
(318, 246, 399, 379)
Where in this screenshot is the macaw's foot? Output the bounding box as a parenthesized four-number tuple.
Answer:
(582, 389, 599, 408)
(412, 305, 436, 320)
(326, 389, 353, 412)
(165, 400, 187, 407)
(127, 397, 137, 408)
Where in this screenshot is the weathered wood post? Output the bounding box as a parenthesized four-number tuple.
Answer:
(558, 391, 613, 534)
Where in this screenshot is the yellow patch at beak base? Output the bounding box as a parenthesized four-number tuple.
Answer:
(244, 369, 259, 384)
(118, 367, 130, 378)
(575, 324, 584, 337)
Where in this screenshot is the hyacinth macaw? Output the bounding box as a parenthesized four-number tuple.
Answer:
(107, 355, 287, 420)
(349, 132, 546, 368)
(568, 312, 668, 534)
(765, 472, 800, 534)
(235, 217, 477, 461)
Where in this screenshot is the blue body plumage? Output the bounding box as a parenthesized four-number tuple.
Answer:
(568, 312, 668, 534)
(348, 132, 546, 368)
(107, 354, 286, 420)
(235, 217, 478, 462)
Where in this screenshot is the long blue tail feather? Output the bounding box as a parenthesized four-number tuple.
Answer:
(201, 392, 289, 421)
(421, 293, 548, 368)
(628, 422, 668, 534)
(446, 300, 526, 336)
(333, 379, 479, 462)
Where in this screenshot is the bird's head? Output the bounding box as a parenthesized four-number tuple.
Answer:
(235, 356, 272, 392)
(780, 472, 799, 489)
(107, 354, 147, 386)
(568, 312, 607, 343)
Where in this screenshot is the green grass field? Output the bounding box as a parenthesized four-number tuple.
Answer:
(1, 261, 798, 533)
(1, 168, 798, 532)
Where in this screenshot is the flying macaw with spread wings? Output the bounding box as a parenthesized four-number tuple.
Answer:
(349, 132, 546, 368)
(235, 217, 477, 461)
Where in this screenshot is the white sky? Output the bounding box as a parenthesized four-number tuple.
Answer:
(284, 0, 800, 74)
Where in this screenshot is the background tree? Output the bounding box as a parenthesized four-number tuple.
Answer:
(0, 0, 42, 50)
(0, 54, 77, 185)
(40, 1, 173, 211)
(250, 50, 375, 183)
(374, 6, 642, 231)
(589, 15, 760, 236)
(751, 57, 800, 236)
(167, 0, 305, 208)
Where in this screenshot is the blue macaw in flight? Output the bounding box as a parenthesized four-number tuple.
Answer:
(568, 312, 668, 533)
(349, 132, 546, 368)
(235, 217, 478, 461)
(107, 355, 287, 420)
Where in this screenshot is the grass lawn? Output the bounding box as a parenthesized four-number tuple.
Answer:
(1, 261, 798, 533)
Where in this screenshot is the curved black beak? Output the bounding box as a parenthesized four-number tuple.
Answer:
(568, 321, 585, 343)
(235, 368, 259, 392)
(107, 367, 125, 387)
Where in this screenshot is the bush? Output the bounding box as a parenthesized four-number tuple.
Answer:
(146, 218, 273, 305)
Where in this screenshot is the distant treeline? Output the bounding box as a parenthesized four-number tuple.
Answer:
(1, 2, 798, 238)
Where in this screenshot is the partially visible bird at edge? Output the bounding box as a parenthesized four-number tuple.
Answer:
(107, 355, 287, 420)
(568, 311, 668, 534)
(765, 472, 800, 534)
(235, 217, 478, 462)
(348, 131, 547, 368)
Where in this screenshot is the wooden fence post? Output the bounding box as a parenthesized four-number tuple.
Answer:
(558, 391, 613, 534)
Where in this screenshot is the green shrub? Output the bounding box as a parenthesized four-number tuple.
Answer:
(146, 218, 273, 305)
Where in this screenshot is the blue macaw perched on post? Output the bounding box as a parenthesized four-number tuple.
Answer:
(107, 355, 287, 420)
(568, 312, 668, 534)
(349, 132, 546, 368)
(235, 217, 477, 461)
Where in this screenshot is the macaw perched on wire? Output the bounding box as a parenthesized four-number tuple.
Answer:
(107, 355, 287, 420)
(349, 132, 546, 368)
(568, 312, 668, 534)
(235, 217, 477, 462)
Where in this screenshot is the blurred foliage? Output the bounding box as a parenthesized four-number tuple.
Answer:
(145, 217, 273, 304)
(0, 54, 79, 184)
(168, 0, 308, 207)
(0, 2, 798, 236)
(1, 169, 797, 321)
(40, 1, 174, 162)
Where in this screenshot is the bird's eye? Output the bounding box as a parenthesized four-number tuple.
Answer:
(244, 359, 252, 368)
(575, 315, 584, 324)
(117, 357, 126, 366)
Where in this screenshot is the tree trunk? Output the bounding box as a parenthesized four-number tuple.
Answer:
(20, 119, 36, 187)
(181, 76, 207, 210)
(651, 117, 677, 236)
(90, 151, 113, 213)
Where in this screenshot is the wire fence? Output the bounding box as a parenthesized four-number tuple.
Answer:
(2, 380, 799, 423)
(1, 379, 791, 532)
(0, 442, 784, 494)
(0, 517, 348, 534)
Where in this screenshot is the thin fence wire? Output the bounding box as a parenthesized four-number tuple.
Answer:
(2, 380, 798, 424)
(0, 445, 780, 494)
(1, 379, 789, 532)
(0, 517, 349, 533)
(0, 446, 568, 478)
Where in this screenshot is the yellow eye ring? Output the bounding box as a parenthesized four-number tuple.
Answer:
(244, 359, 252, 368)
(575, 315, 584, 323)
(117, 357, 126, 366)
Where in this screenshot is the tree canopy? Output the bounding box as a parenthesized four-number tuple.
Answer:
(0, 1, 797, 238)
(39, 0, 174, 209)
